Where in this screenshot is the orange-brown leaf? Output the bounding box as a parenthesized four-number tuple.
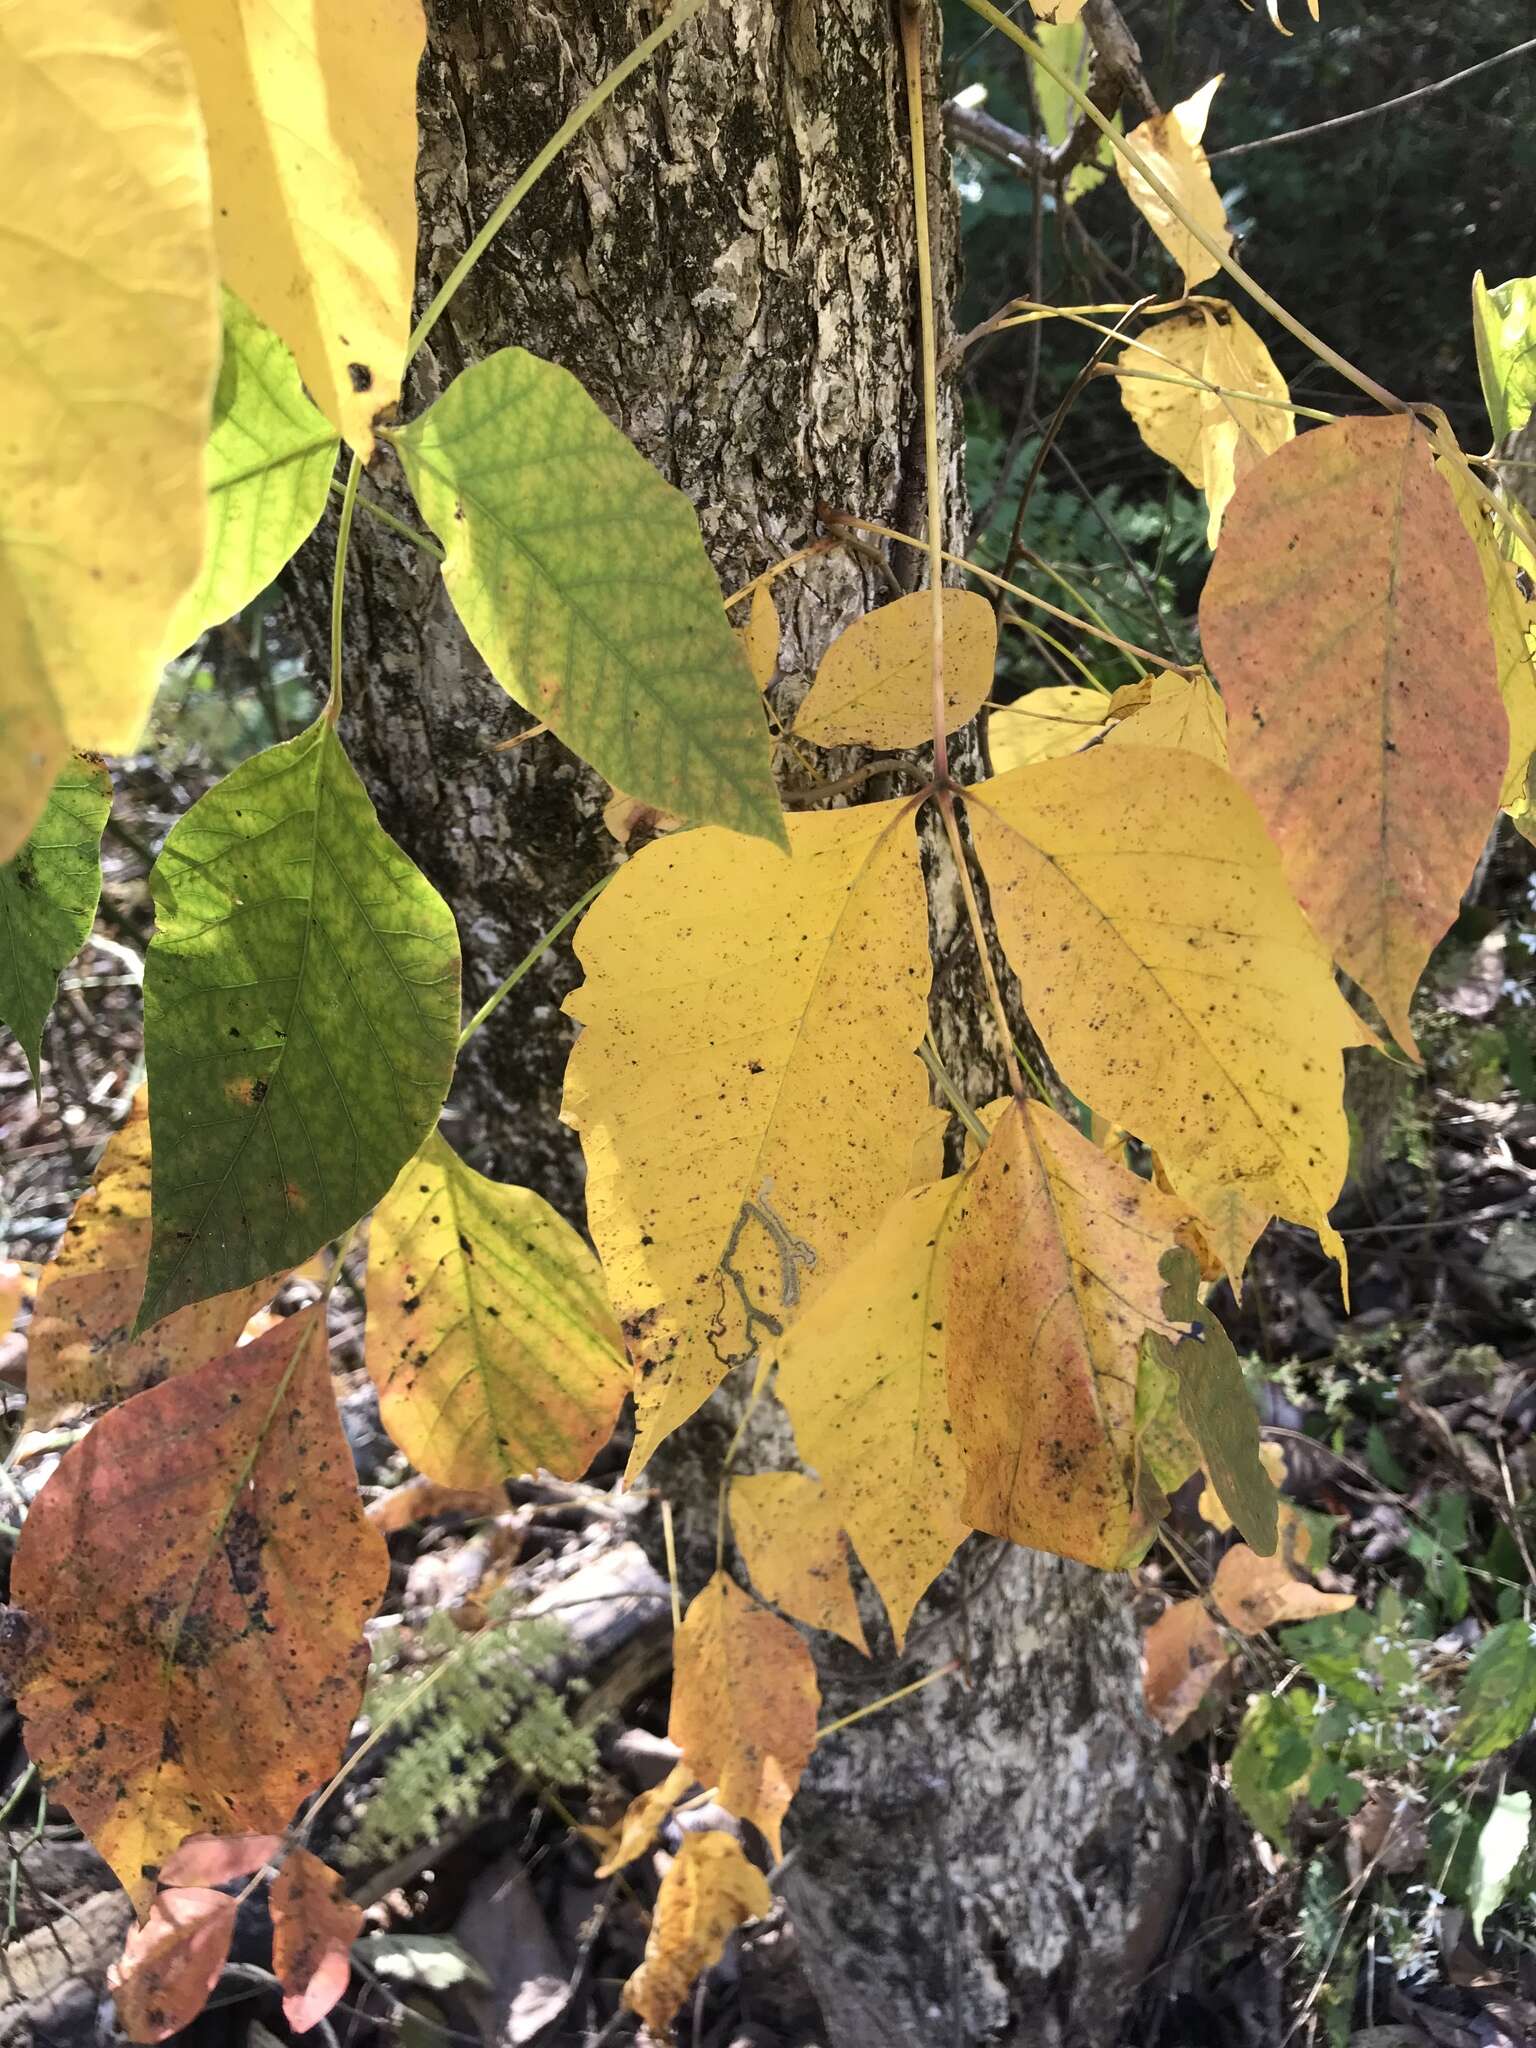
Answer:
(622, 1831, 772, 2035)
(945, 1099, 1187, 1566)
(109, 1888, 236, 2042)
(668, 1572, 819, 1860)
(593, 1759, 695, 1878)
(1201, 415, 1506, 1056)
(1212, 1514, 1355, 1635)
(270, 1847, 363, 2033)
(1142, 1599, 1232, 1734)
(729, 1473, 868, 1652)
(9, 1307, 387, 1913)
(25, 1091, 274, 1431)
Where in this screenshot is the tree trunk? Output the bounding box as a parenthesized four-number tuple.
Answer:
(287, 3, 1183, 2041)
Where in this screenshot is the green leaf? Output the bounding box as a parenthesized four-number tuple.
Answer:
(1473, 271, 1536, 444)
(393, 348, 785, 849)
(1230, 1690, 1316, 1845)
(166, 290, 340, 656)
(1467, 1789, 1530, 1943)
(139, 717, 460, 1328)
(353, 1934, 491, 1995)
(1281, 1608, 1377, 1710)
(1145, 1247, 1279, 1554)
(1452, 1621, 1536, 1763)
(0, 755, 112, 1086)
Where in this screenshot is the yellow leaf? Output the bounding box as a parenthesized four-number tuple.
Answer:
(1440, 459, 1536, 822)
(365, 1130, 629, 1488)
(562, 802, 932, 1473)
(1027, 0, 1085, 19)
(1142, 1599, 1232, 1734)
(0, 0, 220, 854)
(796, 591, 996, 749)
(1115, 77, 1232, 291)
(776, 1174, 970, 1648)
(986, 685, 1109, 773)
(623, 1831, 772, 2036)
(965, 748, 1371, 1282)
(668, 1572, 819, 1860)
(1199, 1442, 1286, 1532)
(738, 585, 780, 691)
(945, 1099, 1189, 1567)
(593, 1759, 695, 1878)
(1103, 669, 1228, 768)
(1212, 1510, 1354, 1634)
(729, 1473, 868, 1653)
(1116, 307, 1293, 545)
(170, 0, 425, 460)
(1201, 415, 1507, 1058)
(26, 1091, 274, 1433)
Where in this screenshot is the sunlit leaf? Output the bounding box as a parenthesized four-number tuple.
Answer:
(1451, 1620, 1536, 1762)
(1230, 1690, 1316, 1844)
(1142, 1599, 1232, 1735)
(0, 0, 220, 855)
(562, 801, 931, 1472)
(270, 1848, 363, 2034)
(776, 1173, 970, 1649)
(395, 349, 785, 847)
(26, 1091, 273, 1433)
(1027, 0, 1085, 21)
(365, 1129, 629, 1487)
(946, 1099, 1189, 1568)
(1211, 1510, 1353, 1634)
(7, 1308, 387, 1913)
(0, 756, 112, 1087)
(1116, 307, 1293, 546)
(965, 748, 1370, 1282)
(1468, 1789, 1530, 1943)
(986, 685, 1109, 773)
(1440, 458, 1536, 824)
(1114, 78, 1231, 291)
(169, 0, 424, 459)
(1030, 22, 1116, 201)
(159, 1833, 283, 1888)
(729, 1473, 868, 1652)
(1473, 271, 1536, 444)
(109, 1888, 237, 2042)
(592, 1760, 695, 1879)
(166, 292, 340, 657)
(622, 1831, 772, 2036)
(795, 590, 996, 750)
(737, 584, 780, 690)
(668, 1571, 819, 1859)
(140, 718, 460, 1328)
(1202, 415, 1506, 1056)
(1103, 670, 1228, 767)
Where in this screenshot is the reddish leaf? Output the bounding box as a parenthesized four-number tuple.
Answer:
(159, 1831, 283, 1888)
(108, 1887, 236, 2042)
(8, 1307, 387, 1912)
(271, 1847, 363, 2033)
(1142, 1600, 1232, 1734)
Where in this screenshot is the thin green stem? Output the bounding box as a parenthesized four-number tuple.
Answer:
(404, 0, 706, 370)
(815, 1660, 960, 1743)
(332, 478, 445, 562)
(1100, 362, 1335, 424)
(958, 0, 1404, 415)
(918, 1037, 991, 1148)
(457, 875, 610, 1053)
(326, 451, 362, 722)
(900, 3, 950, 789)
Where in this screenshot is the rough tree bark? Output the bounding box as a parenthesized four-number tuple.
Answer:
(287, 4, 1183, 2041)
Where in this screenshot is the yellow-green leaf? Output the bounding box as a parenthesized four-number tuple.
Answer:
(1103, 670, 1228, 767)
(1473, 270, 1536, 445)
(365, 1129, 629, 1487)
(166, 292, 339, 657)
(562, 801, 931, 1472)
(1200, 415, 1507, 1057)
(1114, 77, 1231, 291)
(0, 756, 112, 1087)
(776, 1173, 970, 1649)
(965, 748, 1370, 1282)
(1030, 22, 1115, 201)
(729, 1473, 868, 1652)
(140, 719, 461, 1328)
(623, 1832, 772, 2036)
(1440, 458, 1536, 823)
(738, 584, 780, 690)
(986, 685, 1109, 772)
(0, 0, 220, 855)
(668, 1572, 818, 1860)
(26, 1091, 273, 1434)
(1116, 306, 1293, 546)
(170, 0, 424, 459)
(795, 590, 996, 750)
(395, 349, 785, 848)
(945, 1099, 1187, 1568)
